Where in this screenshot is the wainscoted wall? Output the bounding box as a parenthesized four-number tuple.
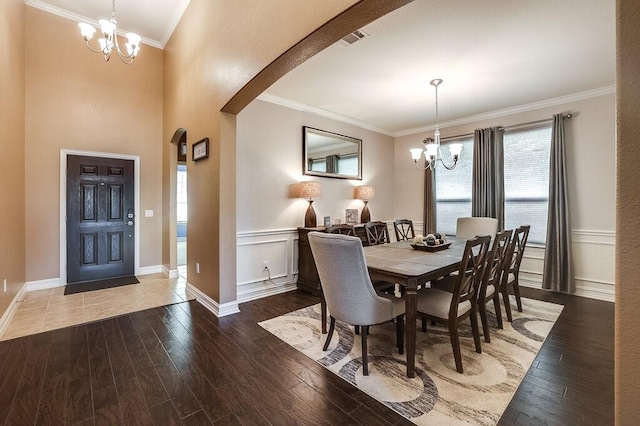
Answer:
(236, 229, 300, 303)
(236, 222, 615, 303)
(519, 230, 615, 302)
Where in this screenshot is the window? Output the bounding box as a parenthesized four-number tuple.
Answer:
(503, 125, 552, 244)
(433, 124, 552, 245)
(435, 137, 474, 237)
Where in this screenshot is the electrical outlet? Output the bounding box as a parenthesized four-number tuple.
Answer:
(3, 279, 7, 293)
(195, 263, 200, 274)
(263, 261, 269, 270)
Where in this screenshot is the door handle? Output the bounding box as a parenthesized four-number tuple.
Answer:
(127, 220, 134, 226)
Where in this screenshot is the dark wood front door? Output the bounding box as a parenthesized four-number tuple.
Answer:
(66, 155, 135, 283)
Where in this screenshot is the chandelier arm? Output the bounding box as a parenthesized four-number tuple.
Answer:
(435, 141, 458, 170)
(83, 40, 105, 54)
(413, 160, 434, 172)
(112, 35, 136, 63)
(438, 157, 458, 170)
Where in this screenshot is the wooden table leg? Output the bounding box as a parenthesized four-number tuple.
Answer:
(320, 290, 327, 334)
(405, 278, 418, 378)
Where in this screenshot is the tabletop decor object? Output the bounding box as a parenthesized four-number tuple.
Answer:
(299, 181, 321, 227)
(355, 185, 374, 223)
(411, 232, 450, 251)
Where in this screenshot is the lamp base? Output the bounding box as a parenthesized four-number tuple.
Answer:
(305, 200, 317, 227)
(360, 201, 371, 223)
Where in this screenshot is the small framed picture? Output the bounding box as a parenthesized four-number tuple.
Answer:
(192, 137, 209, 161)
(345, 209, 358, 225)
(324, 216, 331, 227)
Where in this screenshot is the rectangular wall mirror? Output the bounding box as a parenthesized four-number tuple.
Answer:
(303, 126, 362, 180)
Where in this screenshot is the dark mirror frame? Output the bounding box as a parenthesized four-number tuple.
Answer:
(303, 126, 362, 180)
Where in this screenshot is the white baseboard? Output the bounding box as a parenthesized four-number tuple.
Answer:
(237, 281, 297, 304)
(26, 278, 62, 291)
(162, 266, 179, 279)
(138, 265, 163, 275)
(0, 283, 28, 339)
(519, 274, 615, 303)
(24, 266, 167, 292)
(185, 283, 240, 317)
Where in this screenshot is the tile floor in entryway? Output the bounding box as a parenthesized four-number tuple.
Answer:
(0, 272, 194, 341)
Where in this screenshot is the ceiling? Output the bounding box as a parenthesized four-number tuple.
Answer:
(29, 0, 615, 136)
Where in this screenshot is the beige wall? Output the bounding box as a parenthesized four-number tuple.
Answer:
(163, 0, 358, 304)
(615, 0, 640, 422)
(237, 99, 395, 232)
(24, 8, 164, 282)
(0, 0, 26, 315)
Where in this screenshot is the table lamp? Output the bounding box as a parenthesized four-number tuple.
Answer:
(300, 181, 321, 227)
(355, 185, 374, 223)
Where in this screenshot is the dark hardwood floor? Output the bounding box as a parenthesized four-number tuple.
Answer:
(0, 287, 613, 425)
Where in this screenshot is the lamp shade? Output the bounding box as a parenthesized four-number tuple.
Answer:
(355, 185, 375, 201)
(299, 181, 321, 199)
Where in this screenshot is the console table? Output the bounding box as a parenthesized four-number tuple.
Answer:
(296, 225, 367, 295)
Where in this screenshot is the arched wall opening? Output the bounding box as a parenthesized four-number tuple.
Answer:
(166, 128, 187, 278)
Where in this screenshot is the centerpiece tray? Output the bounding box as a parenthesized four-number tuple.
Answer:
(410, 241, 452, 252)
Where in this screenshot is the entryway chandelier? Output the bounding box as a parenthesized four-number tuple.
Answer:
(78, 0, 141, 64)
(410, 79, 462, 171)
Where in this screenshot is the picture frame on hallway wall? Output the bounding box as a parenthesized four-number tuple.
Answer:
(192, 137, 209, 161)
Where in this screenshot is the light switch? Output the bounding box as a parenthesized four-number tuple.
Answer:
(145, 210, 154, 217)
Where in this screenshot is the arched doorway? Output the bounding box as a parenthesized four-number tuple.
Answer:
(170, 128, 188, 278)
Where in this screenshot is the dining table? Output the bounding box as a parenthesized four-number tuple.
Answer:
(363, 238, 466, 378)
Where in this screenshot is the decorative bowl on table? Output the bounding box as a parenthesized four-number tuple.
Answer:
(410, 233, 452, 252)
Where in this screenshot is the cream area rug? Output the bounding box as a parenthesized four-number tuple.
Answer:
(259, 297, 563, 425)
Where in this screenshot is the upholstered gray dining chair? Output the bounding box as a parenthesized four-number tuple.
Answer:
(478, 229, 513, 342)
(456, 217, 499, 240)
(417, 235, 491, 373)
(499, 225, 530, 321)
(308, 232, 405, 376)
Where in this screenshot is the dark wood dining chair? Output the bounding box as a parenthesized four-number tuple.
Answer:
(499, 225, 530, 322)
(393, 219, 415, 241)
(478, 229, 512, 342)
(417, 235, 491, 373)
(326, 224, 356, 236)
(365, 221, 390, 246)
(364, 221, 395, 294)
(308, 232, 405, 376)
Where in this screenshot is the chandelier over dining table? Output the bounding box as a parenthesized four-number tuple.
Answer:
(78, 0, 141, 64)
(410, 79, 462, 171)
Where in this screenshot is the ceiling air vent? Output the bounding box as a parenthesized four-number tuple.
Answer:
(338, 30, 368, 47)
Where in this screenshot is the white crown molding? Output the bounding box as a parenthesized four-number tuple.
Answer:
(25, 0, 163, 49)
(256, 93, 395, 137)
(259, 85, 615, 139)
(396, 85, 617, 137)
